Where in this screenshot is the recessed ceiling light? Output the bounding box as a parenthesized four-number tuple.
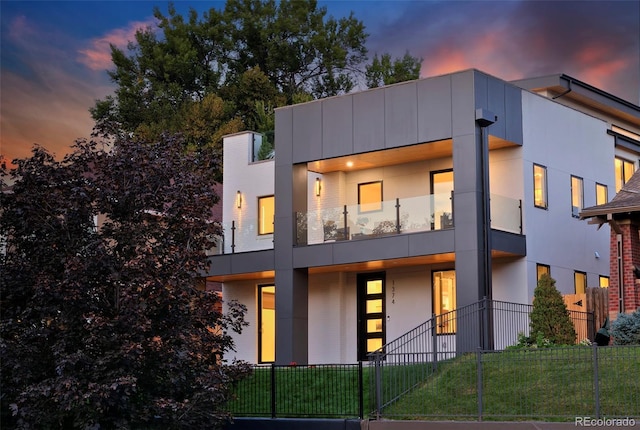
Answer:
(346, 161, 354, 167)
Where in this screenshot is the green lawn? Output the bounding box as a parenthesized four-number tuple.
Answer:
(227, 346, 640, 421)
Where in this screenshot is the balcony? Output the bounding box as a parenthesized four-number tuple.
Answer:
(212, 193, 522, 254)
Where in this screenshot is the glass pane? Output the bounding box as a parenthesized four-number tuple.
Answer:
(615, 158, 624, 192)
(367, 337, 383, 353)
(359, 182, 382, 212)
(258, 196, 275, 234)
(367, 319, 383, 333)
(367, 279, 383, 295)
(536, 264, 550, 281)
(599, 276, 609, 288)
(366, 299, 383, 314)
(533, 165, 547, 208)
(432, 171, 454, 230)
(260, 285, 276, 362)
(571, 176, 583, 217)
(596, 184, 608, 205)
(574, 272, 586, 294)
(624, 160, 635, 183)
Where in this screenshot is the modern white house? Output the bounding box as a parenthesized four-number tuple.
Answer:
(206, 69, 640, 365)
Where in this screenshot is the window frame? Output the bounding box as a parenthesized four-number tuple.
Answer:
(570, 175, 583, 218)
(599, 275, 609, 288)
(595, 183, 608, 206)
(574, 270, 587, 294)
(614, 156, 635, 192)
(533, 163, 548, 209)
(258, 195, 275, 235)
(536, 263, 550, 281)
(358, 181, 383, 213)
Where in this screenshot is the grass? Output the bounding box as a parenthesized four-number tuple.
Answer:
(383, 346, 640, 421)
(227, 346, 640, 421)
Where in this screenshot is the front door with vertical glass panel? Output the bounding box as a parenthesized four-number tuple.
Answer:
(357, 272, 385, 361)
(431, 170, 454, 230)
(258, 285, 275, 363)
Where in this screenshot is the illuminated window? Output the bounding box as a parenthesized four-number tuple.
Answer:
(258, 195, 274, 235)
(433, 270, 456, 334)
(533, 164, 547, 209)
(599, 276, 609, 288)
(571, 176, 583, 218)
(596, 183, 608, 206)
(536, 264, 550, 281)
(574, 271, 587, 294)
(431, 170, 454, 230)
(614, 157, 635, 192)
(258, 285, 275, 363)
(358, 181, 382, 212)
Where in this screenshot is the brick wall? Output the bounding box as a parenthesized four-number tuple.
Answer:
(609, 219, 640, 320)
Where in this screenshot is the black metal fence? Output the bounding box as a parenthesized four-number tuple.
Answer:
(372, 345, 640, 421)
(368, 298, 596, 417)
(229, 363, 365, 419)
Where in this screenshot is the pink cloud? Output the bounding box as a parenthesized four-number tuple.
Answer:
(77, 19, 156, 71)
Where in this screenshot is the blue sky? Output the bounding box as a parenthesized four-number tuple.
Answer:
(1, 0, 639, 163)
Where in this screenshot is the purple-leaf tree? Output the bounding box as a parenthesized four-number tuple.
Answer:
(1, 136, 249, 429)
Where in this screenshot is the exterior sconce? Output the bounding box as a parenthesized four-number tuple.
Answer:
(236, 190, 242, 208)
(315, 178, 322, 197)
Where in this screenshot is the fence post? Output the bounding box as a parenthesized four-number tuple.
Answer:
(357, 361, 364, 419)
(431, 313, 438, 372)
(374, 353, 382, 420)
(477, 348, 483, 421)
(270, 363, 276, 419)
(592, 344, 600, 419)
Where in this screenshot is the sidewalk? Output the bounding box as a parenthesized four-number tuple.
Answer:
(363, 419, 635, 430)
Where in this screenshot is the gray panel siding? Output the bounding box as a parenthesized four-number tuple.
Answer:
(292, 102, 322, 163)
(486, 77, 507, 139)
(275, 108, 294, 166)
(451, 71, 476, 138)
(384, 82, 419, 148)
(417, 75, 453, 142)
(505, 85, 523, 144)
(353, 90, 386, 154)
(322, 96, 354, 159)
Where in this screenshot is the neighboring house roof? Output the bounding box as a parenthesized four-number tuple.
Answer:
(580, 170, 640, 219)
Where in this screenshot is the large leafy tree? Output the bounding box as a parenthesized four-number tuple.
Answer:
(91, 0, 368, 145)
(0, 137, 249, 429)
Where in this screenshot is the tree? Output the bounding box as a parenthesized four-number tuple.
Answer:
(529, 274, 576, 345)
(365, 51, 422, 88)
(91, 0, 369, 144)
(0, 137, 250, 429)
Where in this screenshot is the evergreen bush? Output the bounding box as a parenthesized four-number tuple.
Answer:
(530, 274, 577, 345)
(610, 309, 640, 345)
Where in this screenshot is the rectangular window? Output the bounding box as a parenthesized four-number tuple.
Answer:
(431, 170, 454, 230)
(358, 181, 382, 212)
(596, 183, 608, 206)
(258, 285, 275, 363)
(433, 270, 456, 334)
(615, 157, 635, 192)
(571, 176, 583, 218)
(357, 272, 385, 361)
(533, 164, 548, 209)
(599, 276, 609, 288)
(536, 264, 550, 281)
(574, 271, 587, 294)
(258, 195, 275, 235)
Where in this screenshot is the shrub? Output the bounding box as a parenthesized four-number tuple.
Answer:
(530, 274, 576, 345)
(610, 309, 640, 345)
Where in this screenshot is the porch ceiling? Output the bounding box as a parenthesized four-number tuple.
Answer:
(307, 136, 516, 174)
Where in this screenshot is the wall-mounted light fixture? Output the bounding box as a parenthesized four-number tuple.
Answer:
(236, 190, 242, 208)
(315, 178, 322, 196)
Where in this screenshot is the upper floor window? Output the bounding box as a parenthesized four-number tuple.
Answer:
(596, 183, 608, 206)
(536, 263, 550, 281)
(533, 164, 547, 209)
(258, 195, 275, 235)
(574, 270, 587, 294)
(571, 176, 583, 218)
(614, 157, 635, 192)
(358, 181, 382, 212)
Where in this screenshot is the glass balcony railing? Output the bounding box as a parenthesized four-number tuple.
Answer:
(212, 193, 522, 253)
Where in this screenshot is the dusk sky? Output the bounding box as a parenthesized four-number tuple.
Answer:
(1, 0, 639, 165)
